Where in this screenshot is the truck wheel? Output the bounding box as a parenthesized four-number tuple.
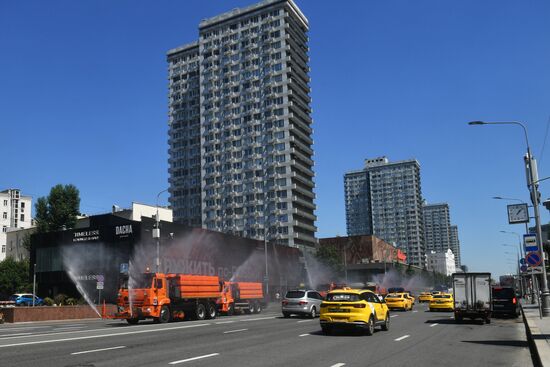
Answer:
(365, 316, 375, 336)
(321, 325, 331, 335)
(283, 312, 291, 318)
(159, 306, 171, 323)
(126, 318, 139, 325)
(255, 302, 262, 314)
(195, 303, 206, 320)
(248, 302, 255, 314)
(381, 314, 390, 331)
(206, 302, 217, 319)
(455, 315, 462, 323)
(485, 317, 491, 324)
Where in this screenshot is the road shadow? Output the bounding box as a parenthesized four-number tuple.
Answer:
(314, 328, 382, 337)
(425, 318, 484, 325)
(462, 340, 528, 348)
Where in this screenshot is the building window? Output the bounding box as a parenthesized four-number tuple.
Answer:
(1, 245, 4, 253)
(21, 202, 25, 208)
(2, 212, 6, 219)
(20, 214, 24, 222)
(2, 200, 6, 206)
(2, 226, 6, 233)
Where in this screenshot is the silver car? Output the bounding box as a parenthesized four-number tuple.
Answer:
(282, 289, 324, 318)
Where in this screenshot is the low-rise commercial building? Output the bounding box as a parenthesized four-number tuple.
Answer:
(427, 249, 456, 276)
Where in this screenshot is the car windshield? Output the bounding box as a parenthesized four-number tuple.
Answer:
(492, 288, 515, 298)
(327, 293, 360, 302)
(130, 273, 154, 289)
(285, 291, 305, 299)
(433, 295, 451, 299)
(9, 295, 18, 301)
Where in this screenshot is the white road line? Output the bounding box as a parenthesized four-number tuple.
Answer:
(240, 316, 277, 322)
(390, 315, 399, 318)
(0, 323, 210, 348)
(0, 326, 48, 331)
(223, 328, 248, 334)
(297, 319, 313, 323)
(430, 323, 438, 327)
(394, 335, 410, 341)
(449, 316, 454, 319)
(331, 364, 346, 367)
(299, 333, 311, 337)
(169, 353, 220, 365)
(71, 346, 126, 355)
(53, 327, 85, 331)
(215, 321, 235, 324)
(412, 310, 418, 313)
(0, 333, 32, 338)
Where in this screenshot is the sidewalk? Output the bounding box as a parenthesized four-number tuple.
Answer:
(522, 302, 550, 366)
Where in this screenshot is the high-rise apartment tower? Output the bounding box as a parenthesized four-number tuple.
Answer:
(344, 157, 425, 267)
(167, 0, 316, 248)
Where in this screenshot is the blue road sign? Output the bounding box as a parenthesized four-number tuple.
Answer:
(521, 265, 528, 272)
(520, 258, 526, 265)
(526, 252, 542, 267)
(524, 234, 539, 252)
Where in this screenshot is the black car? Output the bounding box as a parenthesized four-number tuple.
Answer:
(492, 287, 520, 318)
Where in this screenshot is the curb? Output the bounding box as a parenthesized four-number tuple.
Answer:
(521, 304, 549, 367)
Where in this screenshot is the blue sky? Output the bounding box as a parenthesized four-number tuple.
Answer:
(1, 0, 549, 277)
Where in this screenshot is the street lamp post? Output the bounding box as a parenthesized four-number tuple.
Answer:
(154, 189, 169, 273)
(503, 245, 523, 297)
(470, 121, 550, 315)
(32, 263, 36, 307)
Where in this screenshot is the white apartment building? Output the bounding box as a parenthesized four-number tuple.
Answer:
(0, 189, 32, 260)
(427, 249, 456, 276)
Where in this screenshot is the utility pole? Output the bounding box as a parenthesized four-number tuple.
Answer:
(154, 189, 169, 273)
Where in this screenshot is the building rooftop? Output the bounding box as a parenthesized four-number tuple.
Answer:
(199, 0, 307, 30)
(167, 41, 199, 57)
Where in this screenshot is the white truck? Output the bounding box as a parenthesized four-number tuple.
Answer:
(452, 272, 492, 324)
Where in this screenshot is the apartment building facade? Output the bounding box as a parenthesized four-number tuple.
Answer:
(422, 203, 451, 253)
(344, 157, 425, 267)
(449, 225, 461, 268)
(167, 0, 316, 248)
(0, 189, 32, 260)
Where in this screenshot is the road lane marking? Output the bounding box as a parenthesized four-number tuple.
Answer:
(0, 323, 210, 348)
(0, 333, 32, 338)
(71, 346, 126, 355)
(297, 319, 313, 323)
(331, 364, 346, 367)
(215, 321, 235, 324)
(412, 310, 418, 313)
(394, 335, 410, 341)
(240, 316, 277, 322)
(449, 316, 454, 319)
(223, 329, 248, 334)
(53, 327, 86, 331)
(299, 333, 311, 337)
(169, 353, 220, 364)
(430, 323, 438, 327)
(390, 315, 399, 318)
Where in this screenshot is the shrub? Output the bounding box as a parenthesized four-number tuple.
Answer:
(54, 293, 67, 306)
(43, 297, 54, 306)
(77, 297, 87, 305)
(66, 298, 78, 306)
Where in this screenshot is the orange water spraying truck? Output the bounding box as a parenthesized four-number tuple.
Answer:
(111, 272, 265, 324)
(218, 281, 264, 315)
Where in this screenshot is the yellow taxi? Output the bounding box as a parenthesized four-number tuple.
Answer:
(418, 292, 433, 303)
(429, 293, 454, 312)
(384, 292, 413, 311)
(320, 289, 390, 335)
(404, 292, 416, 305)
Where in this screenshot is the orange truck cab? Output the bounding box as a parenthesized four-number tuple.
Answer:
(114, 272, 222, 324)
(219, 281, 264, 315)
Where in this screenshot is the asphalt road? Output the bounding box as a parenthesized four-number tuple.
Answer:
(0, 303, 531, 367)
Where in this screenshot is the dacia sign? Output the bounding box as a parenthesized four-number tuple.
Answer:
(115, 224, 133, 237)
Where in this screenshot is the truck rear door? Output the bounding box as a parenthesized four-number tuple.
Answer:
(474, 274, 491, 311)
(453, 274, 467, 310)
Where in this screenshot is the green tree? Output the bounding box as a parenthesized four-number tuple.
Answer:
(315, 244, 344, 275)
(34, 184, 80, 232)
(0, 258, 31, 298)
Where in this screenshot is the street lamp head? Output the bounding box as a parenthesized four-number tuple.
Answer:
(492, 196, 503, 200)
(468, 121, 486, 126)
